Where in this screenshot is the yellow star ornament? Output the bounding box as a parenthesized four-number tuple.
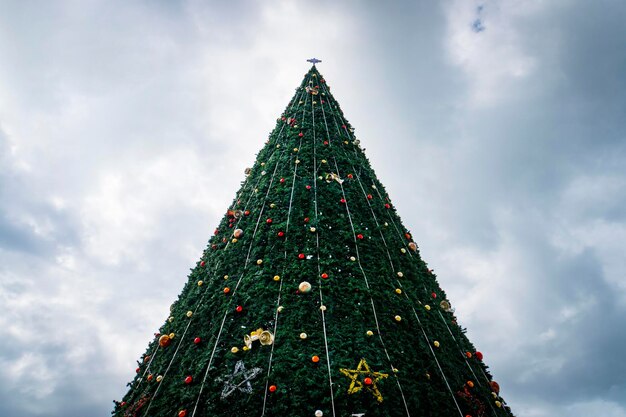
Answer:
(340, 358, 389, 403)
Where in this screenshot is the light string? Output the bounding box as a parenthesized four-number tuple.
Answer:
(310, 86, 337, 417)
(260, 72, 312, 416)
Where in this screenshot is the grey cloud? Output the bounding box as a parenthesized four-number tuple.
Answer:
(1, 1, 626, 417)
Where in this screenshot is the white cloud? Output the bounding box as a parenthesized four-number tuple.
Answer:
(1, 1, 626, 416)
(444, 0, 539, 106)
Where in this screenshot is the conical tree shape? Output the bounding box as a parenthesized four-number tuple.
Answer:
(113, 66, 513, 417)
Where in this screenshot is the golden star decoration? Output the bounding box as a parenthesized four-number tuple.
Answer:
(340, 358, 389, 403)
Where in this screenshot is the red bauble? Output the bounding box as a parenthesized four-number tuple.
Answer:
(347, 174, 353, 179)
(266, 218, 273, 224)
(298, 132, 304, 137)
(281, 116, 286, 121)
(476, 351, 483, 361)
(364, 377, 373, 385)
(340, 198, 346, 204)
(432, 292, 437, 298)
(306, 185, 311, 190)
(298, 253, 305, 260)
(490, 381, 500, 394)
(184, 376, 193, 384)
(211, 244, 217, 249)
(304, 217, 310, 223)
(323, 140, 329, 145)
(178, 410, 187, 417)
(228, 224, 233, 228)
(214, 228, 218, 235)
(236, 305, 243, 313)
(321, 79, 325, 83)
(321, 273, 329, 279)
(280, 178, 285, 183)
(121, 401, 126, 406)
(277, 231, 285, 237)
(244, 210, 250, 215)
(385, 203, 391, 209)
(200, 261, 205, 267)
(269, 385, 277, 392)
(341, 124, 346, 129)
(405, 233, 411, 239)
(194, 337, 201, 345)
(136, 367, 140, 373)
(223, 287, 230, 294)
(465, 351, 472, 358)
(367, 194, 373, 199)
(357, 234, 364, 240)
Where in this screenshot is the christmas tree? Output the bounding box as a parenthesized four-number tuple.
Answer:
(113, 62, 513, 417)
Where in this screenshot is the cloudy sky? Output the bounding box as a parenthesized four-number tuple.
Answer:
(1, 1, 625, 416)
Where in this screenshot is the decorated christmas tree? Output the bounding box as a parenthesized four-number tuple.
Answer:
(113, 61, 513, 417)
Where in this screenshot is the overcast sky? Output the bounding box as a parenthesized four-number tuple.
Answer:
(1, 1, 625, 416)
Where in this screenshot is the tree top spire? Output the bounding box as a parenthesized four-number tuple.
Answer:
(307, 57, 322, 65)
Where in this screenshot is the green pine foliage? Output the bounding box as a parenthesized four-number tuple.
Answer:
(113, 66, 514, 417)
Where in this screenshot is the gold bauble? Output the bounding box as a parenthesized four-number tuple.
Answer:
(298, 281, 312, 293)
(433, 341, 440, 348)
(397, 271, 404, 277)
(156, 375, 163, 382)
(300, 332, 308, 340)
(186, 311, 193, 318)
(231, 347, 239, 353)
(256, 259, 263, 265)
(197, 280, 203, 286)
(425, 305, 431, 311)
(169, 333, 175, 339)
(394, 315, 402, 322)
(366, 330, 374, 336)
(273, 275, 281, 281)
(395, 288, 402, 294)
(495, 401, 502, 408)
